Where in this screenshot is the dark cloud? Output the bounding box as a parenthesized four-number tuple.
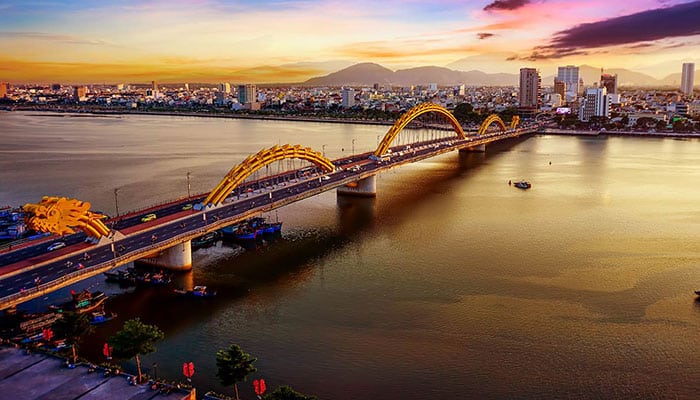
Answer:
(477, 32, 495, 40)
(528, 1, 700, 59)
(483, 0, 530, 11)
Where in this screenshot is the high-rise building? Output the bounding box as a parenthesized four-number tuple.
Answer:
(73, 86, 87, 102)
(681, 63, 695, 96)
(238, 84, 256, 104)
(557, 65, 579, 101)
(579, 87, 608, 122)
(600, 72, 617, 95)
(553, 79, 566, 101)
(0, 82, 8, 98)
(218, 82, 231, 93)
(518, 68, 541, 111)
(152, 80, 159, 92)
(341, 87, 356, 108)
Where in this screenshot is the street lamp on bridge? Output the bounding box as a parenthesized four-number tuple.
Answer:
(352, 138, 356, 156)
(113, 188, 120, 217)
(186, 171, 191, 200)
(322, 144, 326, 158)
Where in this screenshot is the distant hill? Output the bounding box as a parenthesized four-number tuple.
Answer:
(304, 63, 394, 86)
(304, 62, 693, 87)
(304, 63, 518, 86)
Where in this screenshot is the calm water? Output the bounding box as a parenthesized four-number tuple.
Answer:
(2, 111, 700, 399)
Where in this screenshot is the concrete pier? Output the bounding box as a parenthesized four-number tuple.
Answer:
(138, 240, 192, 271)
(460, 143, 486, 152)
(337, 175, 377, 197)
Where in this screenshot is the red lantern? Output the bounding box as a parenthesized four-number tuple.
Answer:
(183, 362, 194, 378)
(253, 379, 267, 395)
(42, 328, 53, 341)
(102, 343, 113, 359)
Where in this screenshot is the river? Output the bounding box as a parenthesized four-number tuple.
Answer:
(2, 111, 700, 399)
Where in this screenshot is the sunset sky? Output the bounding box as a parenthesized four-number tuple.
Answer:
(1, 0, 699, 83)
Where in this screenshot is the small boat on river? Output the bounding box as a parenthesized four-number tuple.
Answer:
(513, 181, 532, 189)
(50, 289, 107, 314)
(174, 285, 217, 298)
(90, 310, 117, 325)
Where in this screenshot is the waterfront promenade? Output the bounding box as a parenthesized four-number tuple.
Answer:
(0, 345, 195, 400)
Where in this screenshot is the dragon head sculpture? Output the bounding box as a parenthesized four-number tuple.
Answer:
(23, 196, 110, 238)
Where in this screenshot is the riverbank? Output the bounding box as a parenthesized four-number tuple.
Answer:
(0, 345, 195, 399)
(2, 105, 397, 127)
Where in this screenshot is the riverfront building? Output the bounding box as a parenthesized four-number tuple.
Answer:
(600, 72, 618, 95)
(557, 65, 580, 101)
(238, 84, 256, 104)
(519, 67, 541, 114)
(579, 87, 609, 122)
(0, 82, 7, 98)
(681, 63, 695, 96)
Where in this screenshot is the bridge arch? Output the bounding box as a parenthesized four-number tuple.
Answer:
(204, 144, 336, 205)
(477, 114, 509, 136)
(374, 103, 466, 157)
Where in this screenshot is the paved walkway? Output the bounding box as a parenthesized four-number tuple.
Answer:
(0, 345, 195, 400)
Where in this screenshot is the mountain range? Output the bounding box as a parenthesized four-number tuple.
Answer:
(303, 62, 695, 88)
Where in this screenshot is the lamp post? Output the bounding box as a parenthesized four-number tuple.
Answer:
(352, 138, 356, 156)
(152, 363, 158, 380)
(113, 188, 120, 217)
(322, 144, 326, 158)
(186, 171, 191, 200)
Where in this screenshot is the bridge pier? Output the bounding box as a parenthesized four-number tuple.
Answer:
(460, 143, 486, 153)
(337, 175, 376, 197)
(138, 240, 193, 271)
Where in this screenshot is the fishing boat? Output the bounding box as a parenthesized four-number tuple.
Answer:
(174, 285, 217, 298)
(104, 269, 136, 285)
(513, 181, 532, 189)
(90, 310, 117, 325)
(50, 289, 107, 314)
(136, 271, 171, 286)
(192, 231, 220, 249)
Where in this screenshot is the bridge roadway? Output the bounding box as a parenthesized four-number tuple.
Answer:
(0, 127, 537, 310)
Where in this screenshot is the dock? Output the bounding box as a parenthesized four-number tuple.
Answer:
(0, 345, 195, 400)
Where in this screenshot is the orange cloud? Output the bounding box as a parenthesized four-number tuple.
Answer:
(0, 58, 324, 84)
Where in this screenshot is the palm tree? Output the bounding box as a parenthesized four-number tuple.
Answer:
(51, 311, 93, 364)
(216, 344, 257, 400)
(109, 318, 164, 383)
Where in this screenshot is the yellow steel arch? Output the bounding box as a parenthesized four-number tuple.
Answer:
(477, 114, 508, 136)
(510, 115, 520, 129)
(374, 103, 465, 157)
(205, 144, 336, 205)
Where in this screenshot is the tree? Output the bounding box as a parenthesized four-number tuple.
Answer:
(264, 386, 318, 400)
(109, 318, 164, 383)
(216, 344, 257, 400)
(52, 311, 93, 364)
(452, 102, 480, 124)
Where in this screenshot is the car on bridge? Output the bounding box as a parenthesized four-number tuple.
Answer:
(46, 241, 66, 251)
(141, 213, 157, 222)
(182, 204, 193, 210)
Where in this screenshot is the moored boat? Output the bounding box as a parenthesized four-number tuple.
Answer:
(50, 289, 107, 314)
(90, 310, 117, 325)
(513, 181, 532, 189)
(174, 285, 217, 298)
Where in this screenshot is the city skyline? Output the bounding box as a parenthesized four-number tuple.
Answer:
(1, 0, 700, 83)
